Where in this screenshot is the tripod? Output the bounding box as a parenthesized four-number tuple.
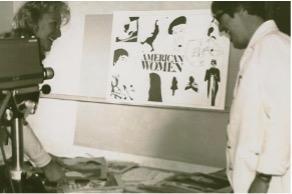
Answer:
(0, 86, 40, 193)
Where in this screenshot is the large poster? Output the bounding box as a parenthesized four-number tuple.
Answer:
(106, 10, 230, 110)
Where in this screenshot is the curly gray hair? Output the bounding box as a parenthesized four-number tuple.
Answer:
(12, 1, 70, 36)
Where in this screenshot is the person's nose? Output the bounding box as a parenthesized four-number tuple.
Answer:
(54, 27, 62, 39)
(218, 23, 225, 33)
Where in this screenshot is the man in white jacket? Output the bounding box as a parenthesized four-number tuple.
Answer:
(211, 2, 290, 193)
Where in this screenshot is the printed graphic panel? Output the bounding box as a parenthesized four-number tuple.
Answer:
(106, 10, 230, 110)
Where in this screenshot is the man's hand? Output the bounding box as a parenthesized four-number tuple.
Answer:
(248, 172, 271, 193)
(19, 100, 38, 118)
(42, 158, 65, 182)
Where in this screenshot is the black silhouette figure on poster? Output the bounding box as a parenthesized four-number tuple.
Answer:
(185, 76, 198, 92)
(168, 16, 187, 50)
(110, 75, 135, 100)
(111, 49, 134, 100)
(207, 26, 216, 40)
(116, 17, 139, 42)
(204, 59, 221, 106)
(170, 77, 178, 96)
(148, 73, 162, 102)
(122, 84, 135, 100)
(113, 48, 128, 66)
(141, 20, 159, 52)
(111, 75, 122, 99)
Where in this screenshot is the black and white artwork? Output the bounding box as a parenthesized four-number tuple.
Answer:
(115, 17, 139, 42)
(107, 10, 230, 110)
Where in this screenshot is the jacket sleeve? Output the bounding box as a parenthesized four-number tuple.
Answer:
(256, 35, 290, 175)
(23, 121, 51, 168)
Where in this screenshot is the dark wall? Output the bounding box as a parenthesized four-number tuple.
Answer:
(266, 1, 291, 35)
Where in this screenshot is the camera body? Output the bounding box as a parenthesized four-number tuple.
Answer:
(0, 38, 54, 114)
(0, 38, 53, 90)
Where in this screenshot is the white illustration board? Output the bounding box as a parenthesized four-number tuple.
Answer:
(106, 10, 230, 110)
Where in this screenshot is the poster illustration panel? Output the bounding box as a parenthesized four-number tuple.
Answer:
(106, 10, 230, 110)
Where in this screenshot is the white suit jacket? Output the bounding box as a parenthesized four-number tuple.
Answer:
(226, 20, 290, 193)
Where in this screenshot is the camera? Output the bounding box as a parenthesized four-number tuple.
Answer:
(0, 37, 54, 120)
(0, 38, 55, 191)
(0, 38, 54, 90)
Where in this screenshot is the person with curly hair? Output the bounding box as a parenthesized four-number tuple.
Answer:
(0, 1, 70, 183)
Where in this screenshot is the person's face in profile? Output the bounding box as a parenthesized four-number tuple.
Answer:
(211, 60, 217, 66)
(172, 24, 186, 48)
(115, 55, 128, 66)
(35, 12, 62, 52)
(214, 10, 249, 49)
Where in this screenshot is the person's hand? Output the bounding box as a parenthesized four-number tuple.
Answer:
(248, 173, 271, 193)
(42, 158, 65, 182)
(19, 100, 38, 118)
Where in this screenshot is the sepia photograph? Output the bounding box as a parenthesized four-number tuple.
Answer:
(0, 1, 290, 193)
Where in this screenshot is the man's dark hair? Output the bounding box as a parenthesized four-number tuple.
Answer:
(211, 1, 290, 35)
(211, 1, 266, 19)
(168, 16, 187, 34)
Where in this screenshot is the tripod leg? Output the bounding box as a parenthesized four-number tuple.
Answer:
(10, 117, 24, 192)
(0, 143, 15, 192)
